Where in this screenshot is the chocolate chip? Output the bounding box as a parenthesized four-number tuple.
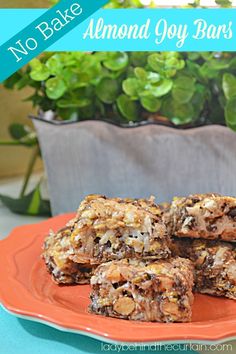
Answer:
(206, 224, 217, 232)
(228, 208, 236, 219)
(78, 266, 92, 274)
(113, 281, 126, 289)
(191, 197, 200, 204)
(106, 240, 112, 247)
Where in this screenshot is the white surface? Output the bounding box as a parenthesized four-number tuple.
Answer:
(0, 175, 47, 240)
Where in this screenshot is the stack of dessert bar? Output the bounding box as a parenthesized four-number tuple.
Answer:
(42, 193, 235, 323)
(167, 194, 236, 300)
(43, 194, 194, 322)
(43, 195, 171, 284)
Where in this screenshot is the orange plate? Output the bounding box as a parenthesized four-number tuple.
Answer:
(0, 214, 236, 344)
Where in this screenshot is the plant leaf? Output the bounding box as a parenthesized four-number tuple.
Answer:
(145, 79, 173, 98)
(130, 52, 148, 67)
(172, 75, 196, 103)
(140, 96, 161, 112)
(96, 78, 120, 104)
(222, 73, 236, 100)
(0, 185, 51, 216)
(57, 97, 91, 108)
(0, 131, 38, 147)
(103, 52, 129, 71)
(148, 53, 185, 77)
(225, 97, 236, 127)
(9, 123, 32, 140)
(46, 77, 67, 100)
(117, 94, 138, 121)
(30, 59, 50, 81)
(4, 72, 22, 89)
(134, 67, 147, 80)
(46, 54, 64, 75)
(161, 97, 194, 125)
(146, 71, 161, 83)
(148, 54, 164, 72)
(122, 78, 140, 98)
(215, 0, 232, 8)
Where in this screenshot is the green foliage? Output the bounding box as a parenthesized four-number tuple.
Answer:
(4, 51, 236, 130)
(189, 0, 232, 7)
(0, 124, 51, 216)
(96, 78, 120, 104)
(215, 0, 232, 7)
(223, 73, 236, 131)
(50, 0, 153, 8)
(117, 94, 138, 120)
(0, 185, 51, 216)
(2, 0, 235, 218)
(50, 0, 232, 8)
(0, 123, 38, 147)
(104, 0, 151, 8)
(222, 73, 236, 100)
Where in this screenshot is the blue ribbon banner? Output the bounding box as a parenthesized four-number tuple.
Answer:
(0, 0, 108, 82)
(0, 8, 236, 82)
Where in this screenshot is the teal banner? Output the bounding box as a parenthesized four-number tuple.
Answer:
(1, 9, 236, 57)
(0, 0, 108, 82)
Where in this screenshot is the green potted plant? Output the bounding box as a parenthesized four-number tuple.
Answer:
(4, 50, 236, 215)
(1, 0, 235, 215)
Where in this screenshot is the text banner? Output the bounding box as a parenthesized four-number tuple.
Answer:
(0, 0, 108, 82)
(0, 9, 236, 53)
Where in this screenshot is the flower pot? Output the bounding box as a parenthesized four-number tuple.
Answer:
(33, 118, 236, 215)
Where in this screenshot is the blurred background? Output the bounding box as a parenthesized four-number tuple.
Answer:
(0, 86, 43, 178)
(0, 0, 48, 177)
(0, 0, 235, 178)
(2, 0, 236, 7)
(0, 0, 48, 7)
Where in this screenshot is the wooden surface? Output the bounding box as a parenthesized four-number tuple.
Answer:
(0, 85, 43, 178)
(0, 0, 48, 8)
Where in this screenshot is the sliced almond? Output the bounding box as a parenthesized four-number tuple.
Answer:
(160, 299, 179, 317)
(195, 250, 208, 266)
(146, 264, 163, 275)
(114, 297, 135, 316)
(149, 241, 161, 252)
(227, 263, 236, 283)
(106, 266, 122, 282)
(159, 276, 173, 291)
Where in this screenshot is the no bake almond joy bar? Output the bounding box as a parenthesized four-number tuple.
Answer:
(171, 238, 236, 300)
(90, 258, 194, 322)
(43, 194, 171, 284)
(165, 193, 236, 301)
(43, 226, 96, 284)
(168, 193, 236, 242)
(69, 194, 171, 264)
(43, 192, 236, 324)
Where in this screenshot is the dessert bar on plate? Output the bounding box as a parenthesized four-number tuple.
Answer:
(69, 195, 170, 264)
(43, 226, 95, 284)
(171, 237, 236, 300)
(43, 195, 171, 284)
(2, 214, 236, 343)
(169, 193, 236, 242)
(90, 257, 194, 322)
